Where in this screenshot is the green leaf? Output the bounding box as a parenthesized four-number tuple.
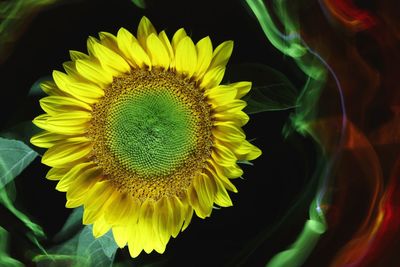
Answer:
(53, 207, 83, 243)
(35, 225, 118, 267)
(28, 76, 51, 96)
(131, 0, 146, 9)
(237, 160, 253, 166)
(77, 226, 118, 265)
(0, 226, 24, 267)
(0, 121, 43, 154)
(59, 209, 118, 262)
(0, 137, 38, 189)
(35, 205, 118, 266)
(0, 189, 45, 240)
(225, 63, 299, 114)
(0, 138, 45, 244)
(33, 234, 84, 267)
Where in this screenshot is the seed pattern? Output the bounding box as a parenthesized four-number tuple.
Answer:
(88, 68, 213, 201)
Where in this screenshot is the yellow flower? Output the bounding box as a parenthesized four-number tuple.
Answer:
(31, 17, 261, 257)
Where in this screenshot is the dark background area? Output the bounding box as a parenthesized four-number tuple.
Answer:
(0, 0, 317, 266)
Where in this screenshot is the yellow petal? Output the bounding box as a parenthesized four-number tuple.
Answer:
(67, 82, 105, 104)
(137, 199, 156, 254)
(40, 80, 65, 96)
(211, 144, 237, 168)
(175, 36, 197, 78)
(69, 50, 89, 61)
(214, 99, 246, 113)
(126, 200, 161, 257)
(31, 131, 89, 149)
(93, 216, 111, 238)
(66, 165, 102, 203)
(30, 131, 61, 149)
(55, 162, 95, 191)
(63, 61, 83, 81)
(152, 232, 167, 254)
(137, 16, 157, 49)
(193, 173, 216, 213)
(234, 140, 262, 160)
(169, 196, 184, 238)
(212, 154, 243, 178)
(52, 70, 105, 103)
(42, 141, 92, 168)
(83, 180, 115, 224)
(127, 226, 142, 258)
(46, 167, 68, 181)
(206, 162, 238, 192)
(231, 81, 252, 98)
(116, 27, 139, 67)
(208, 40, 233, 70)
(63, 61, 96, 84)
(104, 193, 139, 226)
(33, 111, 91, 135)
(181, 197, 193, 231)
(212, 122, 245, 143)
(194, 36, 213, 79)
(153, 197, 172, 247)
(40, 96, 92, 115)
(130, 41, 152, 69)
(65, 198, 84, 208)
(200, 66, 225, 89)
(146, 33, 170, 69)
(213, 109, 249, 127)
(99, 31, 119, 51)
(86, 36, 98, 57)
(92, 41, 130, 75)
(171, 28, 187, 51)
(113, 226, 128, 248)
(218, 156, 243, 178)
(205, 85, 237, 107)
(75, 59, 113, 87)
(213, 175, 233, 207)
(158, 31, 174, 65)
(53, 70, 100, 103)
(187, 181, 211, 219)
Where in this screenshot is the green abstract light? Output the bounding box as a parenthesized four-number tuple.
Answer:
(244, 0, 329, 266)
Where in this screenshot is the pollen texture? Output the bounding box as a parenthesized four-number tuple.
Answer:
(89, 68, 213, 200)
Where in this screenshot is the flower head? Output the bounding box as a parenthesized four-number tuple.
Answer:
(31, 17, 261, 257)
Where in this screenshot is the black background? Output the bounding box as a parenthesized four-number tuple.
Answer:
(0, 0, 316, 266)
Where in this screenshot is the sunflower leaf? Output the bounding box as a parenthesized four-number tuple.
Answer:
(29, 76, 52, 96)
(53, 207, 84, 243)
(131, 0, 146, 9)
(36, 206, 117, 266)
(237, 160, 254, 166)
(76, 226, 118, 266)
(33, 233, 85, 267)
(0, 137, 38, 189)
(244, 83, 298, 113)
(0, 138, 45, 243)
(0, 122, 43, 154)
(225, 63, 299, 114)
(35, 226, 118, 267)
(0, 226, 24, 267)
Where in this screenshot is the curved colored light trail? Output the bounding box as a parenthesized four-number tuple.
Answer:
(245, 0, 400, 266)
(0, 1, 398, 266)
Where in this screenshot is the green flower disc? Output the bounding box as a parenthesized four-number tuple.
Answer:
(89, 69, 213, 198)
(106, 89, 197, 177)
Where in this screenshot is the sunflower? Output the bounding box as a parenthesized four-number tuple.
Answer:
(31, 17, 261, 257)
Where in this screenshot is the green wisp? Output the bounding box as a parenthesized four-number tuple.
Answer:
(106, 89, 197, 177)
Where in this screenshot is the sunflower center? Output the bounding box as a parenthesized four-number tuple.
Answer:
(106, 89, 197, 177)
(89, 69, 213, 200)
